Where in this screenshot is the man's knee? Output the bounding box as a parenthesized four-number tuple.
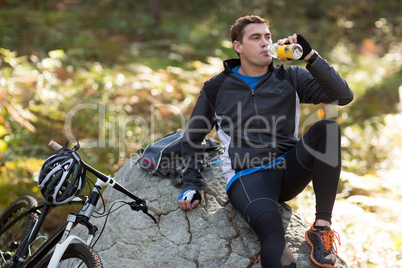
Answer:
(310, 120, 340, 134)
(254, 210, 284, 240)
(299, 120, 341, 167)
(307, 120, 341, 145)
(245, 198, 280, 228)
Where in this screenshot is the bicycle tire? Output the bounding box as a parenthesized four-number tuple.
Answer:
(0, 196, 38, 267)
(34, 243, 103, 268)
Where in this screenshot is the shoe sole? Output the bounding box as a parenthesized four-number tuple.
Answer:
(305, 230, 336, 268)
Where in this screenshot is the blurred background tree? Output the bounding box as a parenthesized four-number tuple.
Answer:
(0, 0, 401, 265)
(0, 0, 400, 197)
(0, 0, 400, 203)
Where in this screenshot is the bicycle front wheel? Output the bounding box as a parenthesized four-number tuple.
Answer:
(35, 243, 103, 268)
(0, 196, 38, 267)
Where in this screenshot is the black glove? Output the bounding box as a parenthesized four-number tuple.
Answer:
(295, 33, 312, 60)
(177, 190, 201, 204)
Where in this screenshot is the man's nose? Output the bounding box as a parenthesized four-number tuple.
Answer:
(261, 39, 270, 47)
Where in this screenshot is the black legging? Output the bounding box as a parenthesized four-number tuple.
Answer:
(227, 120, 341, 267)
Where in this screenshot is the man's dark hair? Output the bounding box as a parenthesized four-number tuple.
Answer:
(230, 15, 269, 43)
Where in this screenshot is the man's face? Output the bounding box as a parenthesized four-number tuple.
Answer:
(234, 23, 273, 67)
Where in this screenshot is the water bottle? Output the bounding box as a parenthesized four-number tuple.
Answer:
(264, 43, 303, 60)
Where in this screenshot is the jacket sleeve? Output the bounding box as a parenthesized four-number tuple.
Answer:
(181, 89, 216, 192)
(296, 56, 354, 106)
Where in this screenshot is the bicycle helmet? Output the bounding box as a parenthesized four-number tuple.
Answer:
(38, 141, 86, 205)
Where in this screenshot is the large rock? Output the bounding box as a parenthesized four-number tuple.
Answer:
(88, 156, 348, 267)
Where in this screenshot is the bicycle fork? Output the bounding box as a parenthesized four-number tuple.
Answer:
(47, 179, 107, 267)
(47, 214, 91, 267)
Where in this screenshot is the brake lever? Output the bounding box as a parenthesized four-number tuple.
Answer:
(129, 200, 157, 224)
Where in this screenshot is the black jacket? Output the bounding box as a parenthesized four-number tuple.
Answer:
(182, 57, 353, 192)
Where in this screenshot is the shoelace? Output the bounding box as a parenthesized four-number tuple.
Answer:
(319, 228, 341, 253)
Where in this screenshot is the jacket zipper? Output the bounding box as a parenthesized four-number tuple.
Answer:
(232, 73, 263, 124)
(251, 87, 266, 144)
(251, 88, 259, 116)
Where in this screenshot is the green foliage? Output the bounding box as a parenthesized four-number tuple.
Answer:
(0, 157, 44, 209)
(0, 0, 400, 63)
(0, 0, 401, 209)
(336, 46, 402, 175)
(0, 46, 218, 174)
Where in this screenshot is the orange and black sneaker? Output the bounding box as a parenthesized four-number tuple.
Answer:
(305, 223, 341, 268)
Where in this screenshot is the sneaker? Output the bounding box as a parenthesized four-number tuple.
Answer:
(305, 223, 341, 268)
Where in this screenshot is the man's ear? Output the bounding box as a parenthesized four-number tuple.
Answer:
(233, 40, 242, 54)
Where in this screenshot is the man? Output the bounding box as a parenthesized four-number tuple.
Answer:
(178, 15, 353, 268)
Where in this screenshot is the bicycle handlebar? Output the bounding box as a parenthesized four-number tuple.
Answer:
(48, 140, 63, 150)
(48, 140, 162, 216)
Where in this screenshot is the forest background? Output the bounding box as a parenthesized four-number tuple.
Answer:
(0, 0, 401, 267)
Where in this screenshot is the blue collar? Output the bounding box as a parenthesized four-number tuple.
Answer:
(232, 65, 267, 89)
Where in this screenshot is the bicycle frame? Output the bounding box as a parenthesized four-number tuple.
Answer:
(21, 222, 67, 268)
(5, 198, 82, 268)
(16, 175, 110, 267)
(5, 140, 160, 268)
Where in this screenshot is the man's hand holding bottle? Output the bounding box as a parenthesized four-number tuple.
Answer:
(266, 33, 314, 61)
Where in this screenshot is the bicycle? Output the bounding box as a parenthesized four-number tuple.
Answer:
(0, 139, 161, 268)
